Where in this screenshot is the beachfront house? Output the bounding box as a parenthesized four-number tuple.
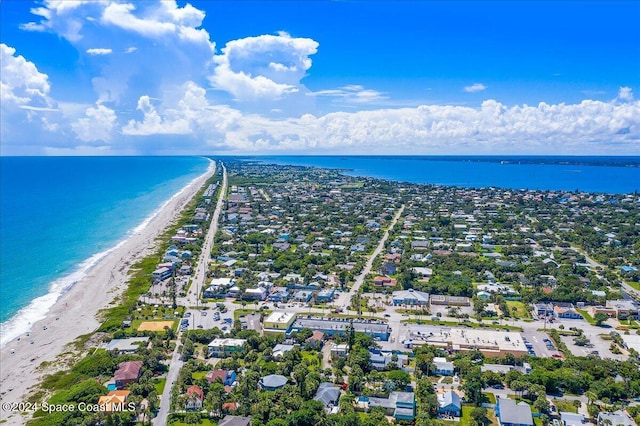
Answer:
(114, 360, 143, 389)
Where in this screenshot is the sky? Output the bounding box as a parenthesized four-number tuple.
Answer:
(1, 1, 639, 155)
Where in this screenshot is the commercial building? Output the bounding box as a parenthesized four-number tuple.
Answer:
(290, 317, 391, 341)
(263, 311, 296, 335)
(403, 326, 528, 357)
(392, 289, 430, 306)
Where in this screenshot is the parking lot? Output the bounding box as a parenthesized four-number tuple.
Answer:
(521, 330, 558, 358)
(183, 308, 234, 333)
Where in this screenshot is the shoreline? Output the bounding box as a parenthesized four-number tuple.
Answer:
(0, 159, 215, 425)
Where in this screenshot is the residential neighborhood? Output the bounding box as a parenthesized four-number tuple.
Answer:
(24, 160, 640, 426)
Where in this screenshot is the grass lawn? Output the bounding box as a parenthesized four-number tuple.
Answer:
(483, 392, 497, 404)
(506, 301, 531, 319)
(153, 377, 167, 395)
(402, 318, 522, 331)
(554, 399, 579, 413)
(192, 371, 207, 380)
(576, 309, 595, 325)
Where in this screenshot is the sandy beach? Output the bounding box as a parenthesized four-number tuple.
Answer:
(0, 159, 215, 425)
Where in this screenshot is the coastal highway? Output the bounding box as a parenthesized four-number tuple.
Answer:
(154, 162, 227, 426)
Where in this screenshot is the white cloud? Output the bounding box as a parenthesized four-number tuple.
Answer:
(313, 84, 388, 104)
(21, 1, 215, 104)
(1, 43, 53, 108)
(209, 32, 319, 101)
(86, 48, 112, 56)
(118, 81, 640, 155)
(617, 86, 634, 102)
(464, 83, 487, 93)
(72, 104, 117, 141)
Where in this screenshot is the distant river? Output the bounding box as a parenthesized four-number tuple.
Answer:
(248, 156, 640, 194)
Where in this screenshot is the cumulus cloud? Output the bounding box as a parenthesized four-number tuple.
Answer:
(22, 1, 215, 104)
(464, 83, 487, 93)
(119, 81, 640, 155)
(86, 48, 112, 55)
(617, 86, 634, 102)
(72, 104, 117, 141)
(312, 85, 388, 104)
(209, 32, 319, 101)
(1, 43, 53, 109)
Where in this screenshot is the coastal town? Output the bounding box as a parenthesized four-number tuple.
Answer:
(3, 159, 640, 426)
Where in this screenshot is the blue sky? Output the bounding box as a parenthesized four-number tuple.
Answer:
(1, 1, 638, 155)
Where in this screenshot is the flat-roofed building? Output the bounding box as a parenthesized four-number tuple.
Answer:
(392, 289, 430, 306)
(404, 326, 528, 357)
(208, 338, 247, 358)
(263, 311, 296, 335)
(291, 317, 391, 341)
(606, 300, 640, 320)
(430, 295, 471, 306)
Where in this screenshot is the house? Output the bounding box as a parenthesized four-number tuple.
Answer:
(152, 266, 172, 282)
(553, 303, 583, 319)
(392, 289, 430, 306)
(114, 361, 143, 389)
(314, 382, 341, 412)
(259, 374, 288, 390)
(495, 398, 533, 426)
(243, 287, 267, 301)
(373, 276, 397, 287)
(412, 267, 434, 279)
(370, 350, 409, 370)
(206, 370, 237, 386)
(381, 262, 397, 275)
(185, 385, 204, 410)
(433, 357, 454, 376)
(411, 240, 429, 250)
(358, 392, 415, 421)
(208, 338, 247, 358)
(305, 330, 325, 348)
(438, 390, 462, 417)
(218, 415, 252, 426)
(331, 343, 349, 358)
(597, 411, 635, 426)
(97, 390, 131, 412)
(272, 344, 296, 358)
(560, 412, 585, 426)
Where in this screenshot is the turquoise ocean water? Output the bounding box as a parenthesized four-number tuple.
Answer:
(0, 156, 209, 345)
(1, 155, 638, 346)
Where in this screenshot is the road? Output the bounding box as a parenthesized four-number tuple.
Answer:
(343, 205, 405, 304)
(153, 162, 227, 426)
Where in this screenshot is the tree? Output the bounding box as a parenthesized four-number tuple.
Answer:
(594, 313, 609, 326)
(534, 396, 551, 413)
(470, 407, 489, 426)
(388, 370, 411, 389)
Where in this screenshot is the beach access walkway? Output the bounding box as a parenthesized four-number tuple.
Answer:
(153, 162, 227, 426)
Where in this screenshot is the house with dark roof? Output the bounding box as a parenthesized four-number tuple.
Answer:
(438, 390, 462, 417)
(114, 360, 143, 389)
(259, 374, 288, 391)
(218, 415, 252, 426)
(495, 398, 533, 426)
(314, 382, 341, 412)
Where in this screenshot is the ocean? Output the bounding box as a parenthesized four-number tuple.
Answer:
(0, 156, 210, 345)
(248, 156, 640, 194)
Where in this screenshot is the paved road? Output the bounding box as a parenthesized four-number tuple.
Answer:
(154, 163, 227, 426)
(344, 205, 405, 304)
